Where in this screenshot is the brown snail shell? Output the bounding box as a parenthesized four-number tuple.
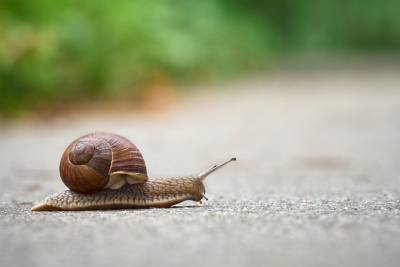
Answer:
(59, 132, 148, 193)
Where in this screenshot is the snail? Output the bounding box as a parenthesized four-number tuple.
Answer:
(32, 132, 236, 211)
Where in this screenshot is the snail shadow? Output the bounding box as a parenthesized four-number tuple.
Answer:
(24, 201, 206, 213)
(74, 205, 204, 212)
(94, 205, 205, 213)
(170, 204, 205, 209)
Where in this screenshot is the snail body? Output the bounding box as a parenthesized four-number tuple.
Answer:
(32, 132, 235, 211)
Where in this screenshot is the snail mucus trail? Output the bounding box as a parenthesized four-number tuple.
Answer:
(32, 132, 236, 211)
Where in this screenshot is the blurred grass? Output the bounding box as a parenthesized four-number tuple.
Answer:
(0, 0, 399, 117)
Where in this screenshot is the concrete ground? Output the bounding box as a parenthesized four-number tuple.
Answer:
(1, 68, 400, 267)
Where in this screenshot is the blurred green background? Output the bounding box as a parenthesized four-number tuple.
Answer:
(1, 0, 399, 117)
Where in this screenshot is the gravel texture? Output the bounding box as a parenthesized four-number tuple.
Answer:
(1, 69, 400, 267)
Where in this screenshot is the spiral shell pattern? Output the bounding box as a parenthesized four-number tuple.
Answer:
(59, 132, 148, 193)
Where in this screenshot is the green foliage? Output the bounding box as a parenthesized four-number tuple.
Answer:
(0, 0, 399, 116)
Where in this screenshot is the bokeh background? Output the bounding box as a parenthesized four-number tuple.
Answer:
(1, 0, 399, 117)
(1, 2, 400, 267)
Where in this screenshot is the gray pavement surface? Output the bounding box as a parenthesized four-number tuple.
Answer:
(1, 68, 400, 267)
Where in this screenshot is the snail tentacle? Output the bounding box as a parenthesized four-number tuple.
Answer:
(197, 157, 236, 180)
